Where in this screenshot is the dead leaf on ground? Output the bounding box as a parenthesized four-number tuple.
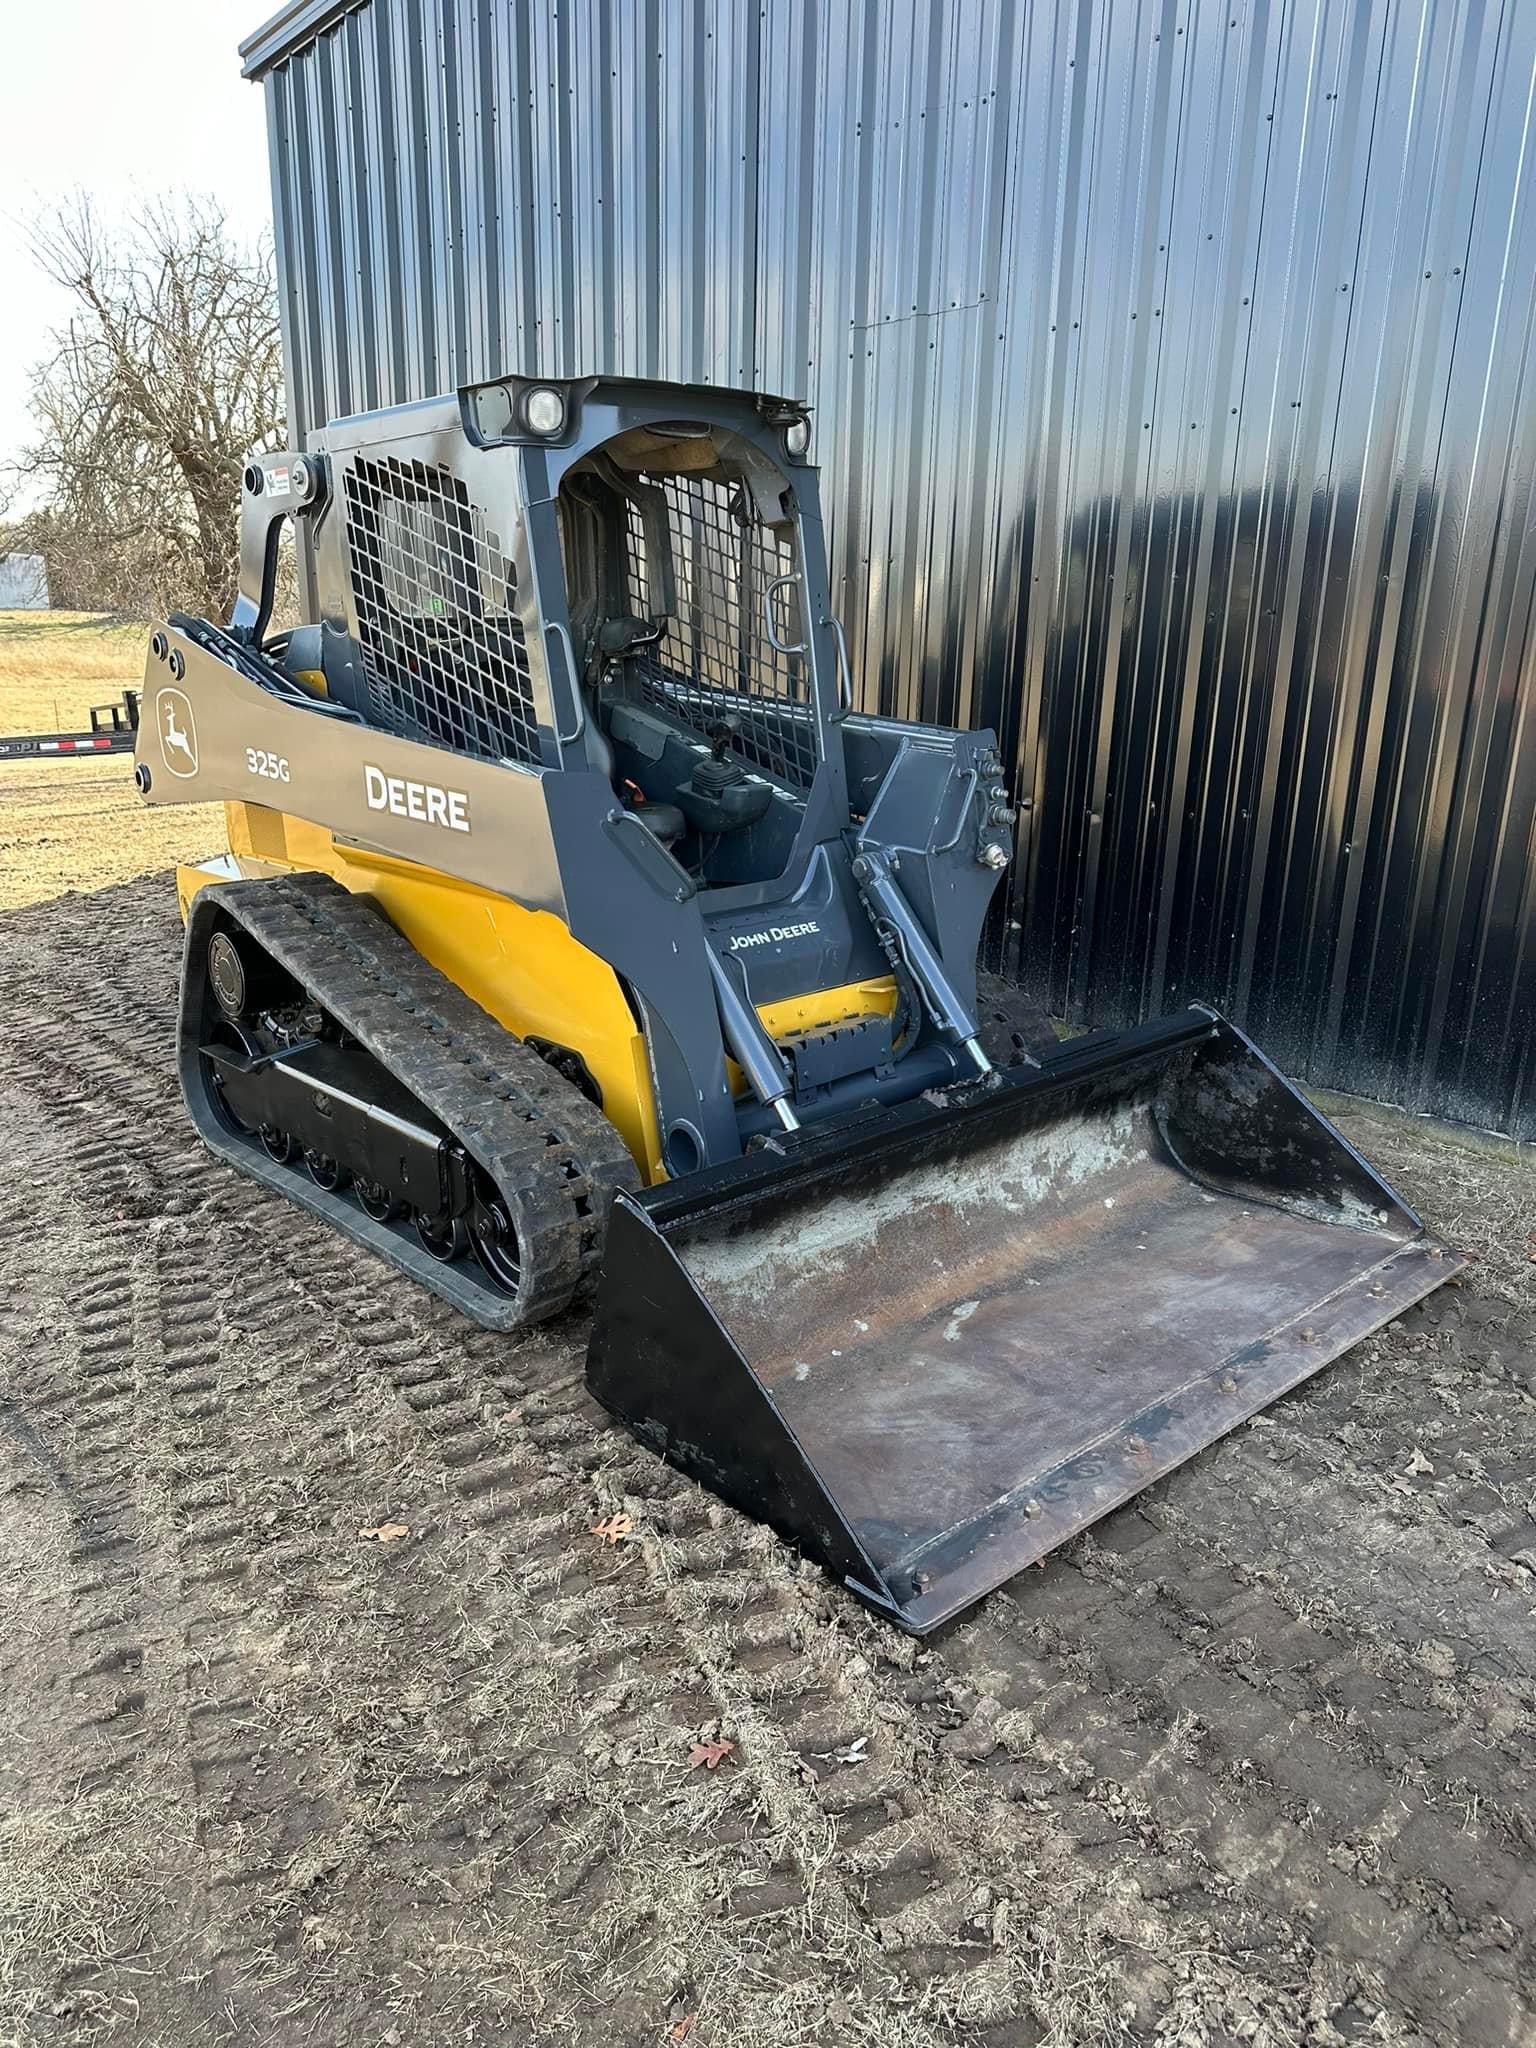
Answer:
(686, 1739, 735, 1771)
(667, 2017, 697, 2043)
(590, 1512, 635, 1546)
(358, 1522, 411, 1543)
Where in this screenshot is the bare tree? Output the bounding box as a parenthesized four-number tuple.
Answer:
(3, 196, 284, 620)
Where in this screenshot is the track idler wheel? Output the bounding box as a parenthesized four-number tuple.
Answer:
(201, 1019, 261, 1137)
(469, 1194, 523, 1296)
(204, 1057, 257, 1136)
(207, 927, 291, 1023)
(414, 1210, 470, 1262)
(260, 1125, 294, 1164)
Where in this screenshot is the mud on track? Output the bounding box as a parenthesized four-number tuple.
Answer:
(2, 874, 1534, 2048)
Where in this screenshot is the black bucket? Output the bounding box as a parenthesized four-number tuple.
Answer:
(588, 1007, 1465, 1632)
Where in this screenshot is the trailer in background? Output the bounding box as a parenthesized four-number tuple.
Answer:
(0, 690, 140, 762)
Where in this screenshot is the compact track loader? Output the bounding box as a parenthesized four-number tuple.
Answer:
(135, 376, 1464, 1630)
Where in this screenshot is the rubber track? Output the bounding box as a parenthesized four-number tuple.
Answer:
(183, 871, 639, 1327)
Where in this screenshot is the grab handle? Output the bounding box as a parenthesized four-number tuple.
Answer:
(546, 620, 585, 745)
(762, 574, 807, 655)
(825, 614, 855, 713)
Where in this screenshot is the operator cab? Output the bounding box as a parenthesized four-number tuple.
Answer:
(555, 417, 817, 887)
(227, 378, 842, 898)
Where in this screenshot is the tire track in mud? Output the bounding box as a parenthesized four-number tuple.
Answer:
(244, 1225, 882, 2034)
(0, 938, 203, 1234)
(247, 1180, 1536, 2035)
(141, 1220, 362, 2010)
(948, 1545, 1533, 2042)
(0, 892, 354, 2027)
(5, 876, 1536, 2047)
(239, 1207, 1066, 2034)
(135, 1192, 584, 2024)
(0, 1223, 214, 2039)
(60, 1271, 152, 1803)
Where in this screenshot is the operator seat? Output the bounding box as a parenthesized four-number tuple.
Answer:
(581, 696, 686, 849)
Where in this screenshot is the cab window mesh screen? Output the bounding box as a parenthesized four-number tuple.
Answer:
(622, 473, 817, 790)
(343, 456, 540, 766)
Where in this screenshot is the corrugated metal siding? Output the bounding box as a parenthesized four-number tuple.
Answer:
(252, 0, 1536, 1137)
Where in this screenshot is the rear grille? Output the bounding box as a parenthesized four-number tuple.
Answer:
(622, 474, 818, 791)
(343, 456, 541, 766)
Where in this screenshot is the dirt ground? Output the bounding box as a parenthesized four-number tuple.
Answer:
(1, 756, 1535, 2045)
(0, 612, 221, 909)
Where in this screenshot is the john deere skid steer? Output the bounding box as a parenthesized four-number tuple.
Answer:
(135, 376, 1463, 1630)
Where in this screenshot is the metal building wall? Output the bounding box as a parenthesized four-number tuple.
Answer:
(247, 0, 1536, 1138)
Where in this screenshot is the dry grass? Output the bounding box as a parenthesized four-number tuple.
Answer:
(0, 611, 222, 910)
(0, 1796, 186, 2041)
(1331, 1103, 1536, 1313)
(0, 610, 146, 733)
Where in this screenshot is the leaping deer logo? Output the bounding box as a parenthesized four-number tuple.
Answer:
(158, 689, 199, 776)
(164, 704, 193, 762)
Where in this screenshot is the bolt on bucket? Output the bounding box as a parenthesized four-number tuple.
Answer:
(588, 1007, 1466, 1632)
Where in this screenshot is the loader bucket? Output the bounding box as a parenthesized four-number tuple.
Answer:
(588, 1007, 1466, 1632)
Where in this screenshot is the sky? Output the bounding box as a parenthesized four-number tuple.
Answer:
(0, 0, 274, 492)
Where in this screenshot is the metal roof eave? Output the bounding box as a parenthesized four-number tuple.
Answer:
(240, 0, 368, 78)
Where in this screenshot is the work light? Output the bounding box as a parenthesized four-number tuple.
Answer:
(522, 386, 566, 436)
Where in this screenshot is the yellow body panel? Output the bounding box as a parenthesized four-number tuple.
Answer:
(755, 978, 897, 1037)
(178, 802, 897, 1186)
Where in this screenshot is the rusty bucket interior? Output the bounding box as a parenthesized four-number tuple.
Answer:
(588, 1008, 1465, 1631)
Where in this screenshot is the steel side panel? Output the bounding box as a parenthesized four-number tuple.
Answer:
(137, 626, 569, 912)
(587, 1196, 893, 1603)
